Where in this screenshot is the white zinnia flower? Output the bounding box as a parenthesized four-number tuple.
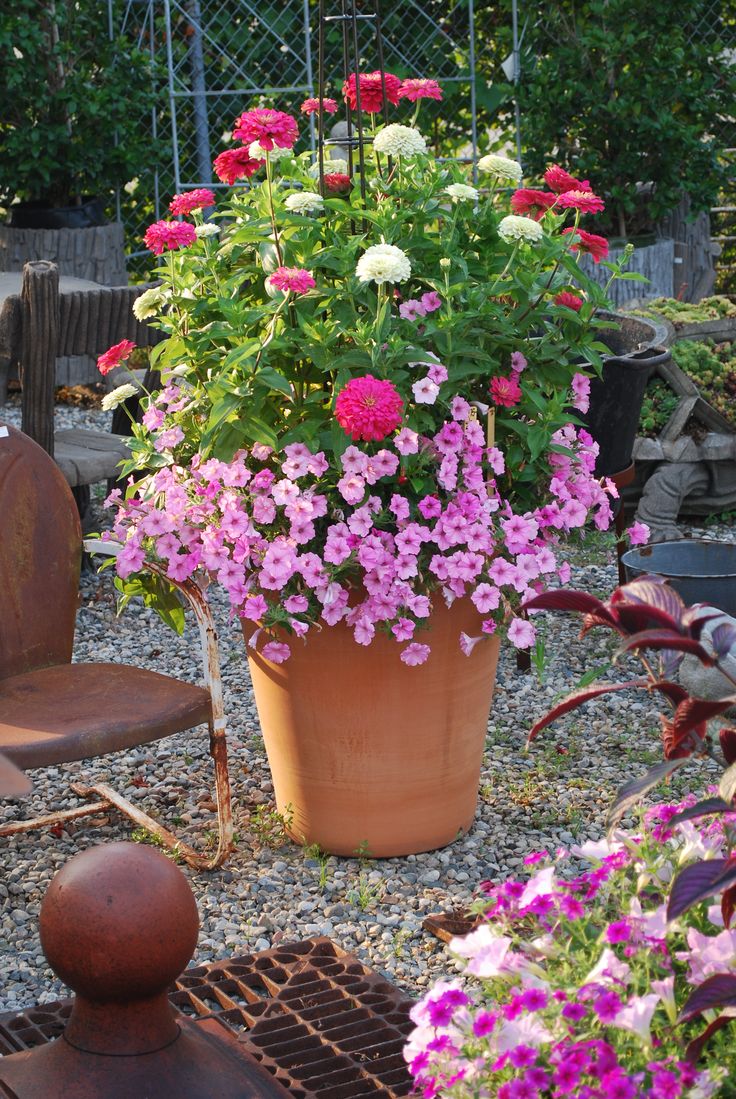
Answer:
(284, 191, 324, 214)
(498, 214, 544, 244)
(477, 153, 523, 183)
(444, 183, 479, 202)
(123, 177, 139, 195)
(308, 158, 349, 177)
(355, 243, 411, 285)
(249, 140, 293, 161)
(102, 383, 138, 412)
(194, 222, 220, 238)
(132, 285, 164, 322)
(373, 124, 427, 158)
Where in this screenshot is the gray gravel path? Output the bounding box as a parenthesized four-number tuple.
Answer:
(0, 395, 731, 1012)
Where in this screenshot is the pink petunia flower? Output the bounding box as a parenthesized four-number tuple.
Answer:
(544, 164, 591, 194)
(268, 266, 316, 294)
(398, 78, 443, 102)
(507, 617, 536, 649)
(510, 351, 527, 372)
(490, 374, 522, 408)
(571, 372, 591, 413)
(342, 71, 401, 113)
(394, 426, 419, 454)
(232, 108, 298, 150)
(213, 146, 265, 184)
(144, 219, 197, 255)
(169, 188, 216, 216)
(555, 291, 584, 312)
(335, 375, 403, 442)
(300, 97, 338, 116)
(412, 377, 440, 405)
(563, 226, 609, 263)
(421, 290, 442, 313)
(556, 189, 606, 214)
(262, 640, 291, 663)
(399, 298, 427, 321)
(627, 521, 650, 545)
(97, 338, 136, 376)
(401, 642, 431, 666)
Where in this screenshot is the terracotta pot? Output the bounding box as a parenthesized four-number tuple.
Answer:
(244, 598, 500, 858)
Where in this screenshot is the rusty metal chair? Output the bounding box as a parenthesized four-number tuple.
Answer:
(0, 424, 234, 869)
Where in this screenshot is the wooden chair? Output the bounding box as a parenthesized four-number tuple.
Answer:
(0, 424, 234, 870)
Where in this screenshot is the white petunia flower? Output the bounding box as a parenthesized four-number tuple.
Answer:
(373, 124, 427, 158)
(102, 383, 138, 411)
(477, 153, 523, 183)
(132, 285, 165, 322)
(412, 377, 440, 404)
(444, 183, 479, 202)
(308, 158, 349, 177)
(498, 214, 544, 244)
(355, 243, 411, 284)
(284, 191, 325, 214)
(194, 222, 220, 238)
(248, 140, 293, 161)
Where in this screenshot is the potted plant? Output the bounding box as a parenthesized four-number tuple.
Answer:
(0, 0, 153, 283)
(504, 0, 736, 304)
(97, 76, 635, 857)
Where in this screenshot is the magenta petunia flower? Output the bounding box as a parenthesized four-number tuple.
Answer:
(421, 290, 442, 313)
(490, 374, 522, 408)
(268, 266, 316, 294)
(544, 164, 591, 194)
(300, 97, 338, 116)
(342, 71, 402, 112)
(169, 188, 216, 216)
(213, 146, 265, 184)
(97, 338, 136, 376)
(563, 226, 609, 262)
(335, 375, 403, 442)
(398, 78, 443, 102)
(143, 219, 197, 255)
(627, 520, 650, 545)
(232, 108, 299, 151)
(556, 189, 605, 214)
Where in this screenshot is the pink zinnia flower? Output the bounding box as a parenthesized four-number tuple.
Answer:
(490, 374, 522, 408)
(556, 189, 605, 214)
(324, 172, 352, 194)
(342, 71, 401, 112)
(555, 291, 584, 312)
(627, 521, 650, 545)
(232, 108, 298, 150)
(300, 97, 338, 116)
(335, 375, 403, 442)
(401, 642, 431, 666)
(544, 164, 591, 194)
(213, 147, 265, 184)
(97, 338, 136, 376)
(511, 188, 556, 220)
(563, 226, 609, 263)
(169, 188, 216, 216)
(398, 78, 443, 102)
(143, 219, 197, 255)
(268, 266, 316, 294)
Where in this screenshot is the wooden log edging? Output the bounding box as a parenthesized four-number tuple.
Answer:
(20, 261, 59, 457)
(0, 222, 127, 287)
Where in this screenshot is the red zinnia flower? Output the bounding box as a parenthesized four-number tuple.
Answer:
(489, 374, 522, 408)
(335, 375, 403, 441)
(398, 78, 443, 102)
(213, 147, 265, 185)
(556, 189, 605, 214)
(342, 71, 402, 113)
(232, 108, 299, 151)
(169, 188, 216, 216)
(511, 188, 556, 220)
(544, 164, 591, 194)
(97, 338, 136, 376)
(324, 172, 352, 194)
(300, 97, 338, 116)
(554, 291, 584, 312)
(563, 227, 609, 263)
(143, 219, 197, 255)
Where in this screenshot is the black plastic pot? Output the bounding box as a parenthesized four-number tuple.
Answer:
(582, 313, 671, 478)
(7, 197, 107, 230)
(622, 539, 736, 616)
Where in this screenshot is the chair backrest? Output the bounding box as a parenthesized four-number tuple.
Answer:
(0, 424, 81, 680)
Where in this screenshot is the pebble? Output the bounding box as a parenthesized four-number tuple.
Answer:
(0, 395, 728, 1010)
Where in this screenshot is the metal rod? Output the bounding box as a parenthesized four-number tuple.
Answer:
(512, 0, 522, 167)
(373, 0, 390, 128)
(163, 0, 182, 194)
(468, 0, 478, 183)
(0, 802, 111, 836)
(185, 0, 213, 186)
(318, 0, 326, 191)
(348, 0, 367, 201)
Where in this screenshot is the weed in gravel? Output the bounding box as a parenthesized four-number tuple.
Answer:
(347, 870, 384, 912)
(249, 803, 294, 848)
(303, 842, 331, 890)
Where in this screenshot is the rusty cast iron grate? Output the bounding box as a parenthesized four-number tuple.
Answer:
(0, 937, 416, 1097)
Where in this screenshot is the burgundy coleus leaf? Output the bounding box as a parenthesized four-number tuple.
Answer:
(613, 604, 688, 636)
(681, 606, 726, 639)
(521, 590, 618, 626)
(672, 697, 735, 739)
(660, 717, 703, 760)
(710, 622, 736, 658)
(668, 796, 732, 828)
(612, 577, 686, 619)
(667, 858, 736, 921)
(722, 883, 736, 929)
(679, 973, 736, 1022)
(720, 727, 736, 765)
(684, 1014, 734, 1062)
(527, 680, 648, 743)
(649, 680, 689, 707)
(616, 631, 715, 663)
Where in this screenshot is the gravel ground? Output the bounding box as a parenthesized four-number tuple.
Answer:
(0, 395, 732, 1012)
